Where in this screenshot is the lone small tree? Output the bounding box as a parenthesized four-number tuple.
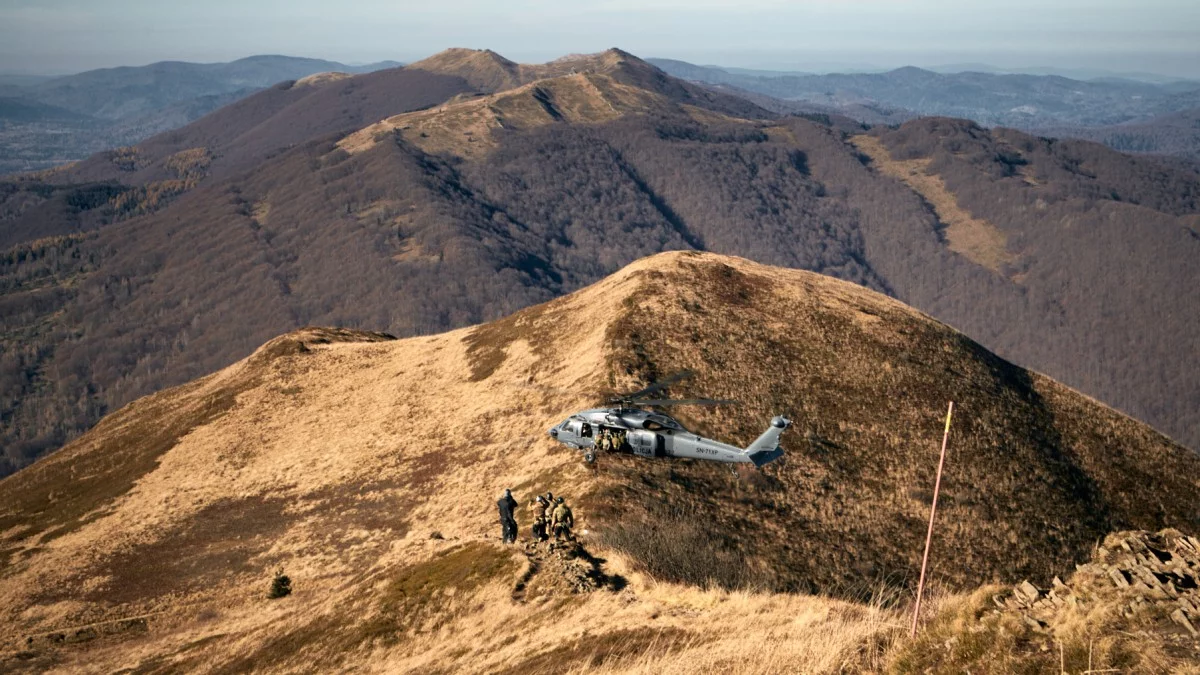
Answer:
(268, 567, 292, 599)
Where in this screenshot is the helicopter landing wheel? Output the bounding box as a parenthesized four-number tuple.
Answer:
(584, 450, 597, 464)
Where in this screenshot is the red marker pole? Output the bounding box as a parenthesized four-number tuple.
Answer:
(910, 401, 954, 639)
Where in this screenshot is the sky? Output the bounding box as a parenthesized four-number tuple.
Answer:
(1, 0, 1198, 78)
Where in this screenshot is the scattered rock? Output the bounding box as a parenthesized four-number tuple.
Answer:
(1172, 609, 1198, 637)
(513, 540, 622, 600)
(1108, 567, 1130, 588)
(998, 529, 1200, 648)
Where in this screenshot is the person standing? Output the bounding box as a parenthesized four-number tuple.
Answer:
(551, 496, 574, 541)
(529, 494, 549, 541)
(497, 488, 518, 544)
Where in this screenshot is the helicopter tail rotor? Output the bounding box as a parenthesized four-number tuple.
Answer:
(742, 415, 791, 467)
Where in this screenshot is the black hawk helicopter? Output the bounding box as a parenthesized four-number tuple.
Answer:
(547, 371, 790, 466)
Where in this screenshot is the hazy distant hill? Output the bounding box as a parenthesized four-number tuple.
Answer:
(1, 49, 1198, 484)
(1038, 108, 1200, 162)
(0, 97, 91, 124)
(648, 58, 1200, 131)
(23, 55, 401, 120)
(0, 55, 404, 175)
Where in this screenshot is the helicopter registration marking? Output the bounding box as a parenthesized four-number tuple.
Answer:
(697, 448, 718, 455)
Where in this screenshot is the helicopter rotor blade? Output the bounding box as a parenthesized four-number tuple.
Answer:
(634, 398, 738, 407)
(618, 370, 695, 401)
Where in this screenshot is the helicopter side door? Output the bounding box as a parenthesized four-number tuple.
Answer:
(627, 430, 662, 458)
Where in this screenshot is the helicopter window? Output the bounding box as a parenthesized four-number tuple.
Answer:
(643, 421, 664, 431)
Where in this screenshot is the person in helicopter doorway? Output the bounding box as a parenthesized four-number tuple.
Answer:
(497, 488, 518, 544)
(551, 496, 574, 542)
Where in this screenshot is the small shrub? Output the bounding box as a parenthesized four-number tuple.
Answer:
(268, 568, 292, 599)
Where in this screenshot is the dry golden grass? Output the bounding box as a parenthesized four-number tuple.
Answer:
(1, 252, 1195, 673)
(850, 134, 1016, 272)
(406, 48, 524, 92)
(892, 587, 1200, 674)
(563, 585, 905, 675)
(405, 47, 642, 95)
(293, 72, 352, 87)
(338, 73, 674, 159)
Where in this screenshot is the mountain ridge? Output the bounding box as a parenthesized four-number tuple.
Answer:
(1, 47, 1197, 489)
(0, 55, 408, 175)
(1, 251, 1196, 672)
(647, 57, 1200, 152)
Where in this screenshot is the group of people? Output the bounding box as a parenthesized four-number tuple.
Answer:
(593, 428, 626, 453)
(496, 488, 574, 544)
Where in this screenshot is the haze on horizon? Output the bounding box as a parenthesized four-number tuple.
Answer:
(1, 0, 1198, 79)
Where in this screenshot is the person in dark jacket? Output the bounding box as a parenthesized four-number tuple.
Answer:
(497, 488, 518, 544)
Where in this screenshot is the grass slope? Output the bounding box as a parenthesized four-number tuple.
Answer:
(0, 252, 1195, 672)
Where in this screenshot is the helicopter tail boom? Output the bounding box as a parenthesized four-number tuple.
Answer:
(743, 416, 790, 467)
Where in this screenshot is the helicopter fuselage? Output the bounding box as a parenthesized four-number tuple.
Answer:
(548, 407, 789, 466)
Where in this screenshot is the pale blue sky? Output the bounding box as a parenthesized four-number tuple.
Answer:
(2, 0, 1198, 77)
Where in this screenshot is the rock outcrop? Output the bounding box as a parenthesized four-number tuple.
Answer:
(992, 529, 1200, 668)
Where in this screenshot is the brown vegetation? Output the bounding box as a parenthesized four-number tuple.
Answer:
(849, 134, 1015, 272)
(406, 48, 768, 120)
(0, 252, 1194, 672)
(1, 51, 1198, 489)
(893, 529, 1200, 672)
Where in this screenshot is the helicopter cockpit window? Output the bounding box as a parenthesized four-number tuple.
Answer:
(643, 420, 664, 431)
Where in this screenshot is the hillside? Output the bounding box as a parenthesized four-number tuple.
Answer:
(407, 48, 769, 119)
(1038, 108, 1200, 162)
(0, 56, 405, 175)
(2, 252, 1197, 673)
(42, 67, 473, 186)
(1, 48, 1198, 486)
(0, 97, 91, 124)
(649, 58, 1200, 157)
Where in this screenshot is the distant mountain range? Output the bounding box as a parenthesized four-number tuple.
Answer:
(649, 58, 1200, 161)
(0, 55, 403, 174)
(1034, 108, 1200, 163)
(2, 48, 1198, 480)
(5, 54, 1200, 175)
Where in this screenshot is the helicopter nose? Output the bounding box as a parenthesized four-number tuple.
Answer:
(548, 427, 559, 438)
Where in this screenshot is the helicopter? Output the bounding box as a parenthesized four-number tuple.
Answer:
(547, 371, 790, 467)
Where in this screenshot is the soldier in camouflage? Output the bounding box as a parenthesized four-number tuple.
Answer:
(551, 496, 574, 541)
(530, 494, 549, 541)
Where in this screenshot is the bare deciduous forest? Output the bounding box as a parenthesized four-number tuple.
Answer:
(1, 58, 1198, 476)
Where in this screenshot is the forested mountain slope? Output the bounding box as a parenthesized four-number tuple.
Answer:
(1, 49, 1197, 477)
